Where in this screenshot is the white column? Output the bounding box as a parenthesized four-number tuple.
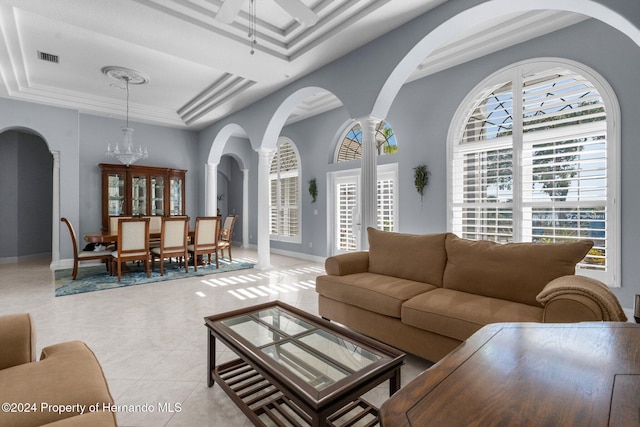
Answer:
(360, 117, 378, 250)
(255, 148, 273, 270)
(242, 168, 249, 248)
(50, 151, 60, 269)
(206, 162, 218, 216)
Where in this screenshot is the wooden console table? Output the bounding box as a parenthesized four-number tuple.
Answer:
(380, 322, 640, 427)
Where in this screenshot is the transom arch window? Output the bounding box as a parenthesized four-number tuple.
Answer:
(448, 59, 619, 286)
(269, 137, 301, 243)
(331, 120, 399, 253)
(335, 120, 398, 162)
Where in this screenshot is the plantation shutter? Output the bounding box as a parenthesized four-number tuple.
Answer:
(269, 140, 300, 241)
(452, 65, 611, 281)
(451, 80, 515, 242)
(336, 181, 357, 252)
(377, 177, 395, 232)
(521, 68, 607, 271)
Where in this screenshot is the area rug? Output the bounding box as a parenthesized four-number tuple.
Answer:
(55, 259, 255, 297)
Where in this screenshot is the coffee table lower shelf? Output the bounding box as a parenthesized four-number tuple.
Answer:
(213, 359, 380, 427)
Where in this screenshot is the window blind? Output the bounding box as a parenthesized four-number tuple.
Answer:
(452, 66, 610, 278)
(269, 140, 300, 242)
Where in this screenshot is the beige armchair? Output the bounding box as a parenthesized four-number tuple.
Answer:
(0, 313, 116, 426)
(188, 216, 220, 271)
(151, 216, 189, 275)
(60, 217, 111, 280)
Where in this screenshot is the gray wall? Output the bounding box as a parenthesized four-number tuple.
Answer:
(78, 114, 200, 234)
(0, 130, 52, 261)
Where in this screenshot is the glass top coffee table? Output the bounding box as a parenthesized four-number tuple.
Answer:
(205, 301, 405, 427)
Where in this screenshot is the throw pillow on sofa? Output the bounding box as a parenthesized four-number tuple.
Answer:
(367, 227, 449, 286)
(443, 235, 593, 306)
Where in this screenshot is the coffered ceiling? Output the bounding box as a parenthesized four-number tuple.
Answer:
(0, 0, 585, 130)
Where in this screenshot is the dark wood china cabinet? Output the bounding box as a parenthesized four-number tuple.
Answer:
(100, 163, 186, 231)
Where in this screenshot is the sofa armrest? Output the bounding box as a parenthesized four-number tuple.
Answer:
(537, 275, 627, 322)
(0, 313, 36, 370)
(324, 251, 369, 276)
(541, 294, 603, 322)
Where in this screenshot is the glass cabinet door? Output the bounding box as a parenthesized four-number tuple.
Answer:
(107, 173, 125, 216)
(170, 177, 183, 215)
(131, 175, 147, 216)
(101, 164, 186, 231)
(151, 176, 165, 215)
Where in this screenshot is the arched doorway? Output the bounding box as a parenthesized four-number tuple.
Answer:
(0, 129, 53, 263)
(217, 155, 243, 217)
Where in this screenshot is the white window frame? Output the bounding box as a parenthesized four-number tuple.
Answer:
(447, 58, 620, 287)
(269, 137, 302, 244)
(328, 163, 398, 255)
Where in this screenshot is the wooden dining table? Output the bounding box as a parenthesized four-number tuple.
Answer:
(83, 230, 207, 269)
(83, 230, 194, 244)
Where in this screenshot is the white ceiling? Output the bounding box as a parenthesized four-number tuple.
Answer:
(0, 0, 586, 130)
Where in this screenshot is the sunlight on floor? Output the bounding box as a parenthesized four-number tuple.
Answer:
(198, 258, 323, 300)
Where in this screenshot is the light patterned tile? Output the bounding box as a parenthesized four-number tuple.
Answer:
(0, 248, 430, 426)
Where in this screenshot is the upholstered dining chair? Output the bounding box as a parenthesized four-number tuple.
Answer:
(111, 217, 150, 282)
(109, 215, 132, 235)
(218, 215, 238, 262)
(143, 216, 163, 249)
(60, 217, 112, 280)
(188, 216, 220, 271)
(151, 216, 189, 276)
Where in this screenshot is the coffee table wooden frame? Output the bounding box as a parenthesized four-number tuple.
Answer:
(205, 301, 405, 427)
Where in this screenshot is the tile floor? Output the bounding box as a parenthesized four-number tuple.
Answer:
(0, 248, 432, 427)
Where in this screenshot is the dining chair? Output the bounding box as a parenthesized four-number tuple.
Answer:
(188, 216, 220, 271)
(111, 217, 150, 282)
(218, 215, 238, 262)
(151, 216, 189, 276)
(60, 217, 112, 280)
(109, 215, 132, 235)
(109, 215, 133, 251)
(144, 215, 163, 248)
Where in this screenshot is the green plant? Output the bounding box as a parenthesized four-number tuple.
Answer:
(308, 178, 317, 203)
(413, 164, 429, 204)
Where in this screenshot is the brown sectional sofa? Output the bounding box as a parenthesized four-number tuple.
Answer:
(0, 313, 117, 427)
(316, 228, 627, 362)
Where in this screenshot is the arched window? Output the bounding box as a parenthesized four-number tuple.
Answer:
(449, 60, 619, 286)
(269, 138, 301, 243)
(330, 120, 398, 253)
(335, 120, 397, 162)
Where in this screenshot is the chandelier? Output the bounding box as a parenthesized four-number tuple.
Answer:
(103, 66, 149, 166)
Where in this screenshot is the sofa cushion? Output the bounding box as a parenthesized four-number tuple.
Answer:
(443, 235, 593, 306)
(368, 228, 449, 286)
(0, 341, 116, 427)
(402, 289, 544, 341)
(316, 272, 438, 318)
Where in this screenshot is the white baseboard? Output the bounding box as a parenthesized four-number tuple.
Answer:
(0, 252, 51, 264)
(241, 243, 326, 264)
(269, 247, 326, 264)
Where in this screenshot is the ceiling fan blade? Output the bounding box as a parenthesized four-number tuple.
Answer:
(216, 0, 245, 24)
(272, 0, 319, 26)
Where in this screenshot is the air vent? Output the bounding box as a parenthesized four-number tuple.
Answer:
(37, 51, 59, 64)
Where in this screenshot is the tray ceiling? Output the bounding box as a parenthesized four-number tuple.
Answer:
(0, 0, 585, 129)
